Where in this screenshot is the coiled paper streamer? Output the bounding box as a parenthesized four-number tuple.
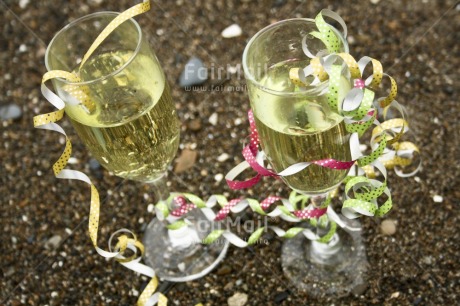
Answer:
(225, 9, 420, 226)
(35, 1, 171, 305)
(155, 192, 357, 246)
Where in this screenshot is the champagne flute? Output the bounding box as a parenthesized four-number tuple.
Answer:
(45, 12, 228, 282)
(242, 19, 367, 296)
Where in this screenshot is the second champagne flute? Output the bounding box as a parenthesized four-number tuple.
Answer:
(242, 18, 367, 296)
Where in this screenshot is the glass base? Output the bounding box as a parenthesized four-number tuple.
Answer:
(281, 218, 368, 297)
(143, 209, 229, 282)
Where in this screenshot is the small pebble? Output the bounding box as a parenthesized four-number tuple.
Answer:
(214, 173, 224, 182)
(413, 296, 423, 305)
(68, 157, 79, 164)
(174, 149, 197, 173)
(36, 46, 46, 58)
(216, 265, 232, 275)
(421, 273, 430, 281)
(217, 153, 230, 162)
(228, 292, 248, 306)
(272, 0, 286, 8)
(274, 291, 289, 303)
(45, 235, 62, 249)
(422, 256, 433, 265)
(443, 86, 454, 95)
(224, 281, 234, 291)
(19, 0, 29, 9)
(210, 288, 219, 296)
(221, 24, 242, 38)
(89, 158, 101, 170)
(351, 283, 368, 295)
(4, 267, 15, 277)
(147, 204, 154, 213)
(209, 113, 218, 126)
(178, 57, 208, 87)
(188, 119, 202, 131)
(381, 219, 397, 236)
(347, 35, 356, 45)
(433, 195, 443, 203)
(0, 104, 22, 121)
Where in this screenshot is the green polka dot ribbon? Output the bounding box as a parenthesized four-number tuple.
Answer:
(157, 192, 341, 245)
(286, 9, 421, 222)
(326, 65, 342, 111)
(310, 12, 341, 53)
(343, 174, 393, 219)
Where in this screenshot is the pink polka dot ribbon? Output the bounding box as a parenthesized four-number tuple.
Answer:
(226, 174, 263, 190)
(242, 111, 278, 177)
(168, 194, 328, 222)
(214, 198, 243, 221)
(354, 78, 365, 89)
(312, 158, 356, 170)
(260, 196, 282, 210)
(170, 196, 197, 217)
(294, 207, 328, 219)
(226, 110, 356, 190)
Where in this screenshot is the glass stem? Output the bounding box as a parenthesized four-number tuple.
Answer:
(150, 173, 168, 200)
(309, 193, 330, 237)
(309, 192, 342, 265)
(149, 173, 178, 211)
(149, 173, 199, 249)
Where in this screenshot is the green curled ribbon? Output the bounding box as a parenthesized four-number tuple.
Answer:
(310, 12, 341, 53)
(156, 191, 338, 246)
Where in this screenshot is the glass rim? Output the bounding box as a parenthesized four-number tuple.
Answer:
(242, 18, 349, 97)
(45, 11, 143, 86)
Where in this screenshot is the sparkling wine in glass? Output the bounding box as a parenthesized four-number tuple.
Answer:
(243, 19, 367, 296)
(45, 12, 228, 281)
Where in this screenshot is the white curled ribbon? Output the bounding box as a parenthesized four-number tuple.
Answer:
(158, 190, 363, 248)
(35, 2, 170, 306)
(302, 9, 348, 58)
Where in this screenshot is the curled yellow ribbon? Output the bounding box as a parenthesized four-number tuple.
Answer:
(35, 2, 168, 306)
